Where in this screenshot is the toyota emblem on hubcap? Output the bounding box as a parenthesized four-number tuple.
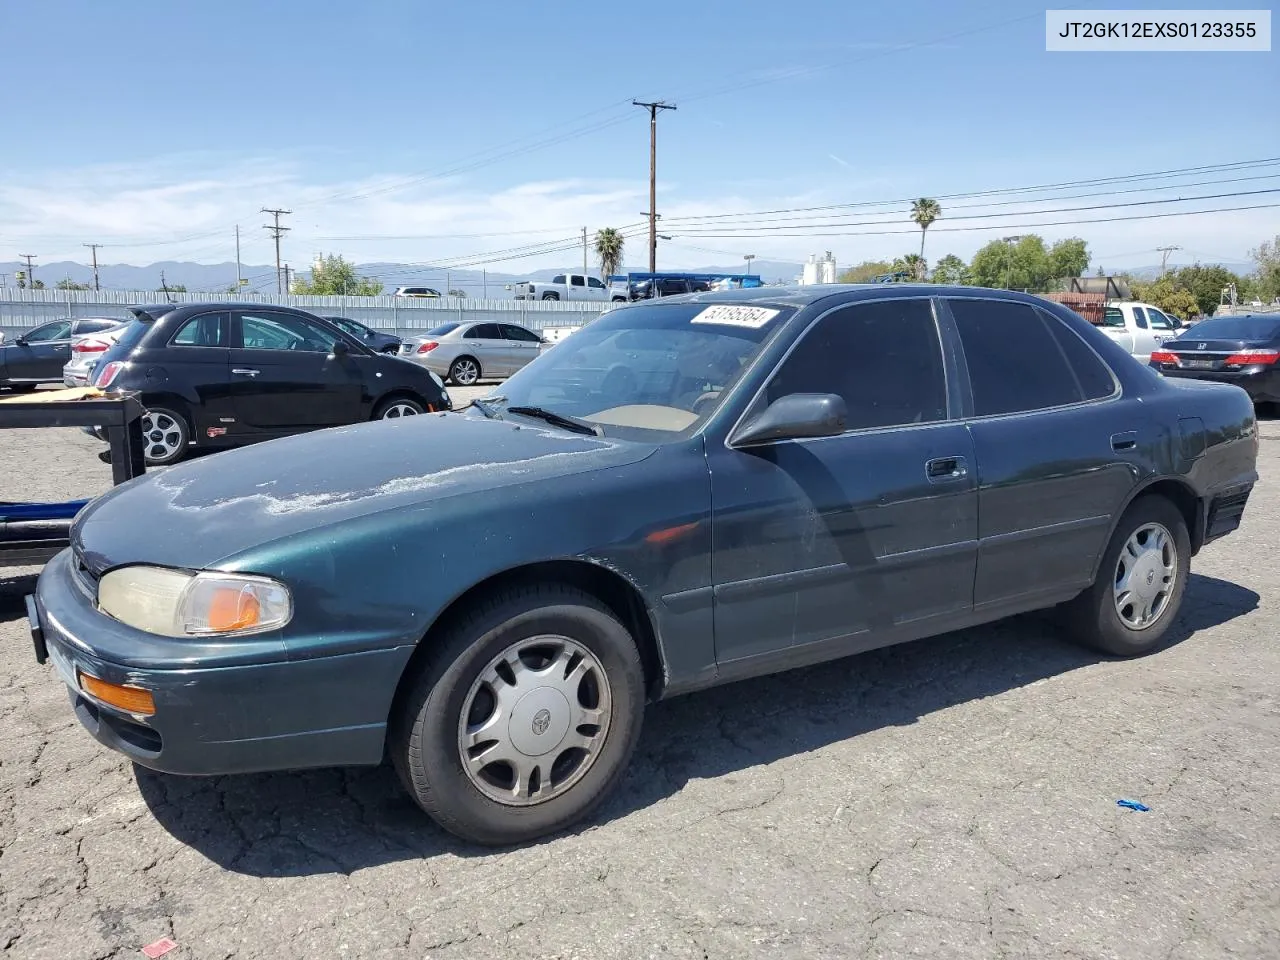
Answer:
(1146, 569, 1155, 586)
(531, 708, 552, 736)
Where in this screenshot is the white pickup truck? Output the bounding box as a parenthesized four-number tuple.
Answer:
(1096, 301, 1183, 364)
(513, 272, 609, 301)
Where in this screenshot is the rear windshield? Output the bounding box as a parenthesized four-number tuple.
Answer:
(425, 323, 460, 336)
(111, 319, 150, 352)
(1181, 316, 1280, 340)
(1101, 307, 1125, 327)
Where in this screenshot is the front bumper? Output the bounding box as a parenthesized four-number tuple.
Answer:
(27, 549, 413, 776)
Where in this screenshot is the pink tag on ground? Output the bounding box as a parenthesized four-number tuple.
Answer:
(141, 938, 177, 958)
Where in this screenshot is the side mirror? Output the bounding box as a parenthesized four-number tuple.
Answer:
(732, 393, 847, 446)
(14, 336, 27, 346)
(332, 339, 351, 356)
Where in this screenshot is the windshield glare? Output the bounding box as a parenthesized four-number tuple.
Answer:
(1181, 316, 1280, 340)
(490, 301, 792, 440)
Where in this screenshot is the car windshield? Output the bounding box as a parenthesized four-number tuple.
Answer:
(425, 323, 461, 336)
(1180, 316, 1280, 340)
(485, 300, 794, 441)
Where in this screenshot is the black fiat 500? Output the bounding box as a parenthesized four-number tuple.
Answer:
(90, 303, 451, 464)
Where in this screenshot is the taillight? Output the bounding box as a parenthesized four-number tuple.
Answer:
(74, 339, 109, 354)
(94, 361, 124, 388)
(416, 341, 438, 354)
(1149, 350, 1179, 365)
(1224, 349, 1280, 366)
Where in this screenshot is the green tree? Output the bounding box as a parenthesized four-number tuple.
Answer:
(910, 198, 942, 279)
(56, 278, 91, 291)
(1166, 263, 1242, 315)
(930, 254, 971, 285)
(158, 283, 186, 293)
(594, 228, 625, 280)
(1046, 238, 1089, 282)
(837, 260, 892, 283)
(292, 254, 384, 296)
(32, 279, 45, 289)
(969, 235, 1051, 291)
(1133, 275, 1200, 321)
(892, 253, 925, 280)
(1249, 235, 1280, 302)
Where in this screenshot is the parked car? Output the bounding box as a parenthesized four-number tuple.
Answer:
(86, 303, 451, 465)
(1149, 313, 1280, 404)
(393, 286, 442, 299)
(398, 320, 547, 385)
(27, 285, 1257, 845)
(63, 323, 129, 387)
(630, 277, 712, 301)
(1094, 301, 1181, 364)
(321, 316, 402, 354)
(513, 273, 609, 302)
(0, 317, 126, 390)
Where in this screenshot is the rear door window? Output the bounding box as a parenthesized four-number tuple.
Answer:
(949, 298, 1084, 416)
(170, 312, 229, 347)
(1039, 310, 1117, 401)
(465, 323, 502, 340)
(571, 275, 585, 287)
(501, 324, 542, 342)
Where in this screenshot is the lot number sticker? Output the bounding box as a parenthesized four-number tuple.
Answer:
(690, 305, 780, 329)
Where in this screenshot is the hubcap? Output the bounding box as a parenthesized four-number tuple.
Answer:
(458, 636, 611, 807)
(1113, 522, 1176, 630)
(140, 411, 184, 462)
(381, 402, 419, 419)
(453, 360, 479, 385)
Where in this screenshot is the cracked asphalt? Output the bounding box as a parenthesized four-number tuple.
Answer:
(2, 391, 1278, 959)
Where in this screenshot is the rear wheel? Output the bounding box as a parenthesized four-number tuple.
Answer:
(139, 406, 190, 466)
(541, 292, 560, 301)
(390, 584, 645, 845)
(448, 357, 480, 386)
(1061, 495, 1190, 657)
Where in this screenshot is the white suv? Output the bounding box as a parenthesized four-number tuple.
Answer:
(393, 286, 442, 298)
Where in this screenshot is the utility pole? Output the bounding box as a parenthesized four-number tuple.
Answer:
(1157, 245, 1182, 277)
(283, 264, 292, 294)
(261, 208, 292, 294)
(19, 254, 37, 288)
(1001, 236, 1024, 290)
(235, 225, 243, 292)
(744, 254, 756, 276)
(583, 226, 589, 275)
(633, 100, 676, 273)
(83, 243, 102, 291)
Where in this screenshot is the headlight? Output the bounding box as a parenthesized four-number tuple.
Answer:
(98, 566, 292, 637)
(427, 370, 444, 388)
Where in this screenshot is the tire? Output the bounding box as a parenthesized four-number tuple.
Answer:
(448, 356, 481, 386)
(373, 395, 426, 420)
(138, 406, 191, 466)
(390, 583, 645, 845)
(4, 383, 39, 393)
(541, 292, 560, 301)
(1061, 495, 1190, 657)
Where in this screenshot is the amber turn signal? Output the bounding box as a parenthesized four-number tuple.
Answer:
(78, 672, 156, 716)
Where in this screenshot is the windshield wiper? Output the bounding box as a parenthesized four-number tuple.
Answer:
(506, 406, 603, 436)
(470, 395, 505, 419)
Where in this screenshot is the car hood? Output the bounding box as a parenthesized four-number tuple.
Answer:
(72, 412, 656, 573)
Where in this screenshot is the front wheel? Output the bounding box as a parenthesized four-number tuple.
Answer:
(139, 406, 190, 466)
(448, 357, 480, 386)
(374, 396, 425, 419)
(390, 584, 645, 845)
(1061, 495, 1190, 657)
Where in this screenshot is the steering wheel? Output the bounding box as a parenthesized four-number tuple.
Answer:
(691, 391, 721, 415)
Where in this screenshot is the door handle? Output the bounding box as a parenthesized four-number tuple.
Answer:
(925, 456, 968, 482)
(232, 368, 260, 377)
(1111, 431, 1137, 451)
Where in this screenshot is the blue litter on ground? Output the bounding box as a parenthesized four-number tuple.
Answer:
(1116, 799, 1151, 812)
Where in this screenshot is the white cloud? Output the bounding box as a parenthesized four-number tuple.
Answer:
(0, 154, 1273, 275)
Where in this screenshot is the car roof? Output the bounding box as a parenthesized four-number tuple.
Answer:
(645, 282, 1051, 309)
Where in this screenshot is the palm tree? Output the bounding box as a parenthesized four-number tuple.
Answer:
(910, 198, 942, 279)
(594, 228, 625, 281)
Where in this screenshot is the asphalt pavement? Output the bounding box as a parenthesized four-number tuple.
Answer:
(1, 394, 1277, 960)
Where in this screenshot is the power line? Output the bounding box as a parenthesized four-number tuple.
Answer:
(261, 208, 292, 294)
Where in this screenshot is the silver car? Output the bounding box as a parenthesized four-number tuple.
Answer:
(398, 321, 547, 385)
(62, 320, 129, 387)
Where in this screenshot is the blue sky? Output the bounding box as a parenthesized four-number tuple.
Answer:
(1, 0, 1276, 275)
